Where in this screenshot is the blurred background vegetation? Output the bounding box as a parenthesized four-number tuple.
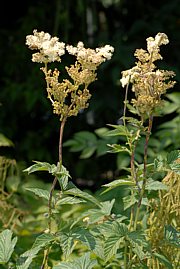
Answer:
(0, 0, 179, 190)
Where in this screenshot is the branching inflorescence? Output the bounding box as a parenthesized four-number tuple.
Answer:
(26, 30, 114, 121)
(120, 33, 176, 119)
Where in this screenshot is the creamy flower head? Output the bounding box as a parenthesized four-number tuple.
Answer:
(66, 42, 114, 69)
(26, 29, 65, 63)
(146, 33, 169, 54)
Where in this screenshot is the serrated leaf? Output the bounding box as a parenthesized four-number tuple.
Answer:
(164, 225, 180, 248)
(23, 161, 53, 174)
(59, 232, 75, 259)
(0, 229, 17, 264)
(104, 235, 124, 262)
(72, 228, 96, 252)
(107, 144, 131, 154)
(102, 179, 135, 193)
(100, 199, 115, 215)
(146, 180, 168, 191)
(153, 252, 173, 269)
(32, 233, 55, 249)
(56, 165, 71, 191)
(16, 247, 41, 269)
(167, 150, 180, 164)
(123, 194, 137, 210)
(126, 103, 139, 115)
(100, 222, 128, 261)
(53, 252, 97, 269)
(127, 231, 149, 260)
(25, 187, 55, 203)
(56, 196, 86, 205)
(64, 186, 100, 207)
(106, 124, 129, 137)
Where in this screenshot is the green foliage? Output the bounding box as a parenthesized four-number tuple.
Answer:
(164, 225, 180, 248)
(0, 229, 17, 264)
(53, 252, 97, 269)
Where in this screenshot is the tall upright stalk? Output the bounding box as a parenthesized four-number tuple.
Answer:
(134, 115, 153, 230)
(41, 117, 66, 269)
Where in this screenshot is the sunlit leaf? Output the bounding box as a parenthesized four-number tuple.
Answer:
(56, 196, 86, 205)
(58, 232, 75, 259)
(145, 180, 168, 191)
(53, 252, 97, 269)
(23, 161, 53, 174)
(56, 165, 71, 191)
(102, 179, 135, 193)
(0, 229, 17, 264)
(32, 233, 55, 249)
(16, 247, 41, 269)
(64, 186, 100, 207)
(25, 187, 55, 203)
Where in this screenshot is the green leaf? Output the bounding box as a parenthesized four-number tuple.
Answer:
(59, 232, 76, 259)
(63, 131, 97, 158)
(123, 194, 137, 210)
(167, 150, 180, 164)
(25, 187, 55, 203)
(164, 225, 180, 248)
(126, 103, 139, 115)
(53, 252, 97, 269)
(32, 233, 55, 249)
(0, 229, 17, 264)
(94, 127, 109, 138)
(56, 196, 86, 205)
(72, 228, 96, 252)
(106, 124, 128, 137)
(153, 252, 173, 269)
(0, 133, 14, 147)
(107, 144, 131, 154)
(99, 222, 128, 261)
(16, 247, 41, 269)
(127, 231, 149, 260)
(80, 146, 96, 159)
(56, 165, 71, 191)
(104, 235, 124, 262)
(23, 161, 53, 174)
(64, 185, 100, 207)
(100, 199, 115, 215)
(102, 178, 135, 193)
(146, 179, 168, 191)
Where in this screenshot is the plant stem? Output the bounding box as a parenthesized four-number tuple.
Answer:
(41, 117, 66, 269)
(134, 115, 153, 230)
(124, 239, 128, 269)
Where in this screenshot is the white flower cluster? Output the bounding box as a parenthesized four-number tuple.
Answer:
(146, 33, 169, 54)
(66, 42, 114, 68)
(26, 30, 65, 63)
(120, 67, 141, 88)
(120, 33, 169, 88)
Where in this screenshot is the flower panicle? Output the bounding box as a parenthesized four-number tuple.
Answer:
(120, 33, 176, 118)
(26, 29, 114, 120)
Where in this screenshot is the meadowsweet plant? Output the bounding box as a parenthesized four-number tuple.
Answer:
(0, 32, 179, 269)
(24, 29, 114, 268)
